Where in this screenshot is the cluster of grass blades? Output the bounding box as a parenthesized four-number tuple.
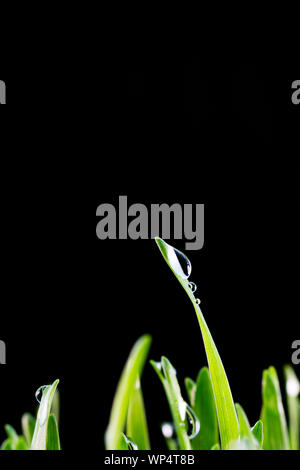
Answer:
(105, 237, 300, 451)
(0, 379, 60, 450)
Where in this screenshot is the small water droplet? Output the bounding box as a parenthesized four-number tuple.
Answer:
(195, 298, 201, 305)
(188, 282, 197, 293)
(156, 238, 192, 279)
(186, 405, 200, 439)
(35, 385, 48, 404)
(123, 433, 138, 450)
(154, 361, 162, 371)
(287, 376, 300, 397)
(161, 422, 174, 439)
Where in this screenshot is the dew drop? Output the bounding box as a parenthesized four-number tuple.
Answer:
(287, 376, 300, 397)
(123, 433, 138, 450)
(186, 404, 200, 439)
(161, 422, 174, 439)
(156, 238, 192, 279)
(195, 298, 201, 305)
(35, 385, 48, 404)
(154, 361, 162, 371)
(188, 282, 197, 294)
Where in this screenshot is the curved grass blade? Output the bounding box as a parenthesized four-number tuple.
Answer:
(284, 365, 300, 450)
(31, 379, 60, 450)
(191, 367, 219, 450)
(4, 424, 18, 447)
(21, 413, 36, 447)
(126, 377, 151, 450)
(0, 439, 12, 450)
(1, 425, 29, 450)
(105, 334, 152, 450)
(150, 357, 191, 450)
(46, 413, 61, 450)
(261, 367, 289, 450)
(251, 420, 263, 448)
(155, 238, 239, 449)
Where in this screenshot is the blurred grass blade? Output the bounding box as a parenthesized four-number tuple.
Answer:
(251, 420, 263, 447)
(284, 365, 300, 450)
(46, 413, 61, 450)
(0, 439, 12, 450)
(184, 378, 196, 407)
(151, 356, 192, 450)
(155, 238, 239, 449)
(15, 437, 28, 450)
(105, 334, 152, 450)
(261, 367, 290, 450)
(191, 367, 219, 450)
(211, 443, 220, 450)
(31, 379, 60, 450)
(126, 377, 151, 450)
(21, 413, 36, 447)
(161, 423, 178, 450)
(1, 425, 29, 450)
(235, 403, 261, 449)
(165, 438, 178, 450)
(4, 425, 18, 449)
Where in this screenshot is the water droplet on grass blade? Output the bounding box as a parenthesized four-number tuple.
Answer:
(35, 385, 48, 403)
(188, 282, 197, 293)
(286, 375, 300, 397)
(155, 237, 192, 279)
(186, 405, 200, 439)
(123, 433, 138, 450)
(161, 422, 174, 439)
(195, 298, 201, 305)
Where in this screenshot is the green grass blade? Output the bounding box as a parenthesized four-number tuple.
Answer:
(235, 403, 261, 449)
(251, 420, 263, 447)
(105, 334, 152, 450)
(155, 238, 239, 449)
(191, 367, 219, 450)
(184, 378, 196, 407)
(46, 413, 61, 450)
(151, 357, 191, 450)
(1, 426, 29, 450)
(31, 379, 60, 450)
(21, 413, 36, 447)
(211, 443, 220, 450)
(0, 439, 13, 450)
(284, 365, 300, 450)
(261, 367, 290, 450)
(15, 437, 28, 450)
(126, 377, 151, 450)
(165, 437, 178, 450)
(4, 424, 18, 444)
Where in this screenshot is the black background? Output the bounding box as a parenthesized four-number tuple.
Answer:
(0, 38, 299, 459)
